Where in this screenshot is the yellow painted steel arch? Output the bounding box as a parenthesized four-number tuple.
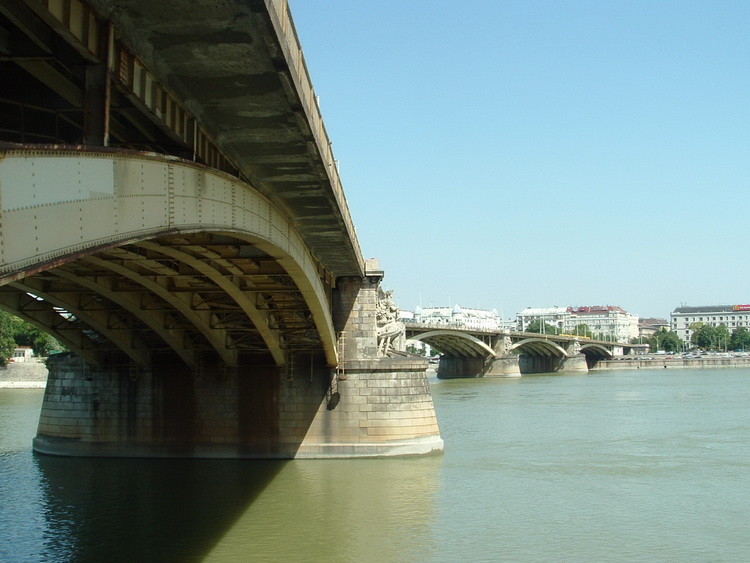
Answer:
(579, 343, 614, 359)
(408, 330, 497, 358)
(0, 147, 338, 367)
(510, 338, 569, 357)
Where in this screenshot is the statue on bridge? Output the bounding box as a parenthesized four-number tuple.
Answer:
(496, 335, 512, 356)
(376, 288, 405, 355)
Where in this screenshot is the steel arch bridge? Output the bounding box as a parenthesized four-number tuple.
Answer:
(0, 148, 338, 369)
(0, 0, 446, 460)
(404, 323, 639, 375)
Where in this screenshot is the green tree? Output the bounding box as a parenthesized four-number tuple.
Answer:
(716, 324, 731, 351)
(691, 323, 718, 349)
(0, 311, 16, 366)
(13, 320, 63, 356)
(406, 343, 427, 356)
(730, 327, 750, 351)
(0, 310, 65, 360)
(658, 329, 682, 352)
(570, 323, 592, 338)
(525, 319, 560, 334)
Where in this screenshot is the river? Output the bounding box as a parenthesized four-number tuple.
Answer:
(2, 368, 749, 562)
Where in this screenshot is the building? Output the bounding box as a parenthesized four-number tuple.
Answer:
(638, 317, 670, 339)
(516, 305, 639, 341)
(11, 347, 33, 362)
(412, 305, 500, 331)
(671, 304, 750, 342)
(516, 307, 569, 333)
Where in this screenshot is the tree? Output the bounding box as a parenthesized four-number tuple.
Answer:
(571, 323, 593, 338)
(0, 310, 66, 361)
(730, 327, 750, 351)
(526, 319, 560, 334)
(13, 319, 63, 356)
(0, 312, 16, 366)
(658, 329, 682, 352)
(716, 324, 731, 351)
(690, 322, 718, 349)
(406, 343, 427, 356)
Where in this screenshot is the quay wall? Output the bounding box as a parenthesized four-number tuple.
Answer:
(0, 361, 48, 388)
(593, 356, 750, 371)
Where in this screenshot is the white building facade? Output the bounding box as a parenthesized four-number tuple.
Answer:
(412, 305, 500, 330)
(671, 304, 750, 342)
(11, 346, 33, 362)
(516, 305, 639, 341)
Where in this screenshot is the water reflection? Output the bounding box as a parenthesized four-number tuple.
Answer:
(34, 453, 441, 562)
(35, 456, 286, 562)
(205, 456, 442, 562)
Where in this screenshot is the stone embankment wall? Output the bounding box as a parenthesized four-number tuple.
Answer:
(0, 361, 48, 388)
(593, 356, 750, 371)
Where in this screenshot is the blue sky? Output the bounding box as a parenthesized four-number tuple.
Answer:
(288, 1, 750, 320)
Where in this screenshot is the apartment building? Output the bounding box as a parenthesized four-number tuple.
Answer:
(671, 304, 750, 342)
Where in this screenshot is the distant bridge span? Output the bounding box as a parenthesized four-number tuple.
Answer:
(404, 323, 645, 377)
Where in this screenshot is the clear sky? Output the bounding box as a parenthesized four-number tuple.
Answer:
(288, 0, 750, 320)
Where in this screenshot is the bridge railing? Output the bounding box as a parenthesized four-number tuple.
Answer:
(403, 322, 635, 347)
(403, 321, 507, 335)
(265, 0, 363, 273)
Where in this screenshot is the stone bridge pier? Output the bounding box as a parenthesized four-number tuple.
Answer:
(435, 335, 522, 378)
(483, 335, 521, 377)
(34, 270, 444, 459)
(518, 339, 588, 374)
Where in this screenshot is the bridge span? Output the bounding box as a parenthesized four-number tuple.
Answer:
(404, 323, 646, 377)
(0, 0, 442, 458)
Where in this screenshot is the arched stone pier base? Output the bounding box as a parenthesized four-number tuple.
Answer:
(436, 356, 484, 379)
(33, 352, 443, 459)
(558, 354, 589, 373)
(484, 355, 522, 378)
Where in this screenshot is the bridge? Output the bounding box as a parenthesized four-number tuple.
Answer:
(0, 0, 443, 458)
(404, 323, 646, 377)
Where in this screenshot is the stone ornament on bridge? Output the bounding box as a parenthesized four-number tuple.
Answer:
(376, 288, 405, 355)
(497, 335, 513, 356)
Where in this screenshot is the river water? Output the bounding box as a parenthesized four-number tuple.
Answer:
(2, 368, 750, 562)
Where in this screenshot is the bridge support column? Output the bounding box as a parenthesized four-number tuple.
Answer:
(484, 355, 521, 377)
(326, 273, 443, 456)
(436, 355, 484, 378)
(484, 335, 521, 377)
(33, 350, 444, 458)
(33, 272, 444, 459)
(558, 353, 589, 373)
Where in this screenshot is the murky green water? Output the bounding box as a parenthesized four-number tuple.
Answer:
(2, 369, 750, 562)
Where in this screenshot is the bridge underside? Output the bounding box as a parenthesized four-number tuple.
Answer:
(0, 0, 363, 276)
(0, 148, 339, 369)
(0, 232, 325, 369)
(0, 1, 444, 458)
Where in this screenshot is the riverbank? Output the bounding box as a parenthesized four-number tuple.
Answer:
(593, 355, 750, 371)
(0, 361, 48, 388)
(2, 356, 749, 386)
